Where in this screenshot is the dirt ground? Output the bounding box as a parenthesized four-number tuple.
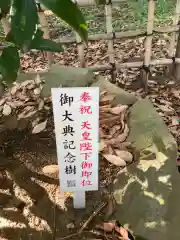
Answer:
(0, 129, 120, 240)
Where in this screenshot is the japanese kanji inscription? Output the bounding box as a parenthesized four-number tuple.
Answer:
(51, 87, 99, 192)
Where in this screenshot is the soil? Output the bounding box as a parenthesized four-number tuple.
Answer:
(0, 130, 117, 240)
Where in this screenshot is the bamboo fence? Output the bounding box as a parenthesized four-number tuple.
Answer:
(1, 0, 180, 89)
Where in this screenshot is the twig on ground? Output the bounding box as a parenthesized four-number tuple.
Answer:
(57, 202, 107, 240)
(78, 201, 107, 235)
(57, 230, 104, 240)
(57, 232, 79, 240)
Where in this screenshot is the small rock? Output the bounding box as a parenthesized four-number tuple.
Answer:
(32, 120, 47, 134)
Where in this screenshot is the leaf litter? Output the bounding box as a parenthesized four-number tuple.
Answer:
(0, 74, 135, 168)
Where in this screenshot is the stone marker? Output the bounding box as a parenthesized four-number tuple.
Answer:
(113, 98, 178, 240)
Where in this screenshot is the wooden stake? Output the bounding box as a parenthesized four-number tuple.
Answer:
(173, 28, 180, 83)
(73, 191, 86, 209)
(105, 0, 116, 83)
(169, 0, 180, 58)
(168, 0, 180, 75)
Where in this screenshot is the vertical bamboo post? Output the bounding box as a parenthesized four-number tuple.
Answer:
(76, 32, 86, 68)
(173, 29, 180, 83)
(74, 0, 86, 68)
(38, 8, 53, 67)
(141, 0, 155, 92)
(168, 0, 180, 74)
(105, 0, 116, 83)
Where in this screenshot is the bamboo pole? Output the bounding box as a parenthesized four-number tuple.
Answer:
(141, 0, 155, 92)
(38, 0, 126, 9)
(38, 11, 53, 67)
(87, 57, 180, 71)
(105, 0, 116, 82)
(173, 29, 180, 82)
(56, 25, 179, 44)
(34, 58, 180, 75)
(168, 0, 180, 74)
(169, 0, 180, 59)
(76, 33, 86, 68)
(76, 0, 126, 6)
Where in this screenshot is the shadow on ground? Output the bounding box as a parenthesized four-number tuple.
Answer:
(0, 131, 104, 239)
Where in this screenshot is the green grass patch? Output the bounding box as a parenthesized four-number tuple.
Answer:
(51, 0, 176, 35)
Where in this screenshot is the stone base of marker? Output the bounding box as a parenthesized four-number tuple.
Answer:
(113, 99, 178, 240)
(0, 65, 178, 240)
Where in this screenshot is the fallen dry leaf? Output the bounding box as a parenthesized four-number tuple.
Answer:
(100, 115, 120, 125)
(116, 124, 129, 142)
(100, 91, 107, 97)
(110, 105, 128, 115)
(103, 154, 126, 166)
(110, 125, 121, 136)
(34, 74, 41, 84)
(7, 100, 23, 108)
(115, 226, 129, 239)
(0, 98, 6, 106)
(108, 145, 114, 155)
(38, 99, 44, 110)
(99, 128, 105, 138)
(2, 104, 12, 116)
(158, 105, 174, 114)
(115, 142, 132, 150)
(42, 164, 59, 175)
(100, 94, 115, 105)
(171, 116, 179, 126)
(34, 88, 41, 95)
(18, 107, 37, 119)
(100, 104, 111, 109)
(99, 140, 107, 151)
(115, 150, 133, 163)
(10, 85, 18, 95)
(21, 80, 33, 87)
(32, 120, 47, 134)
